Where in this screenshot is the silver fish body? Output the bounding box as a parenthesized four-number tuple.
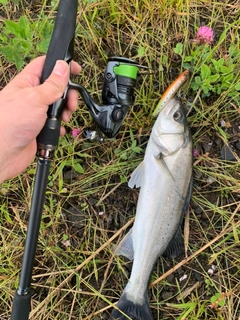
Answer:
(110, 97, 192, 320)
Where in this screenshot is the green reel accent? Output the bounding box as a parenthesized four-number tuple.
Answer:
(114, 64, 138, 79)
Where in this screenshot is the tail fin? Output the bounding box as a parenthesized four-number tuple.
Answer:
(109, 293, 154, 320)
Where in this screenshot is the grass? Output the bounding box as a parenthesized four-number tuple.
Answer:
(0, 0, 240, 319)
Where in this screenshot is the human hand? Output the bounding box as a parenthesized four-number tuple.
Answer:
(0, 56, 81, 183)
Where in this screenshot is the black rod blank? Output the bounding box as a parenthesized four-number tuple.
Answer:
(11, 159, 50, 320)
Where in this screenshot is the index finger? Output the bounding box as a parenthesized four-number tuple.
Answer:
(71, 61, 82, 75)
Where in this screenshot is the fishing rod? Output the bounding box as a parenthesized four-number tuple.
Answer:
(11, 1, 143, 319)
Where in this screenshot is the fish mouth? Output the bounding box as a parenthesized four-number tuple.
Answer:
(162, 97, 180, 116)
(162, 97, 189, 134)
(152, 96, 190, 156)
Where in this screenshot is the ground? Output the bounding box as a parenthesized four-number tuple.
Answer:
(0, 0, 239, 319)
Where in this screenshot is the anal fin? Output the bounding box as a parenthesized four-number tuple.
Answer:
(114, 228, 134, 261)
(162, 225, 184, 258)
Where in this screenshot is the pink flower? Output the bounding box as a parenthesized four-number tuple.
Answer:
(193, 149, 199, 157)
(71, 128, 81, 138)
(195, 26, 214, 45)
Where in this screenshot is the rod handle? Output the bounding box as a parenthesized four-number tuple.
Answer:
(41, 0, 78, 83)
(37, 0, 78, 152)
(11, 291, 32, 320)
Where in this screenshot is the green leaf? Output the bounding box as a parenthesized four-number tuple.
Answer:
(120, 152, 127, 160)
(173, 43, 183, 55)
(182, 63, 191, 69)
(202, 86, 210, 95)
(4, 16, 30, 39)
(132, 146, 142, 153)
(220, 65, 230, 74)
(19, 16, 31, 38)
(0, 44, 25, 70)
(0, 0, 8, 4)
(194, 76, 202, 84)
(76, 152, 92, 158)
(137, 46, 145, 57)
(191, 82, 200, 91)
(208, 74, 220, 83)
(211, 60, 219, 72)
(37, 39, 50, 53)
(216, 85, 222, 95)
(201, 64, 211, 79)
(131, 139, 137, 148)
(211, 58, 224, 71)
(0, 34, 7, 43)
(223, 73, 234, 82)
(72, 162, 84, 174)
(210, 292, 225, 307)
(62, 234, 68, 241)
(41, 20, 54, 39)
(235, 82, 240, 90)
(4, 20, 22, 37)
(183, 56, 193, 62)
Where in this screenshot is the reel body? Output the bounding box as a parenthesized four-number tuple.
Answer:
(70, 57, 140, 138)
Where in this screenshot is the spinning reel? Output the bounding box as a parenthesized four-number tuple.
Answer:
(70, 56, 141, 139)
(37, 55, 144, 158)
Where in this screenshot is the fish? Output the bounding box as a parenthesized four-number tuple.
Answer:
(109, 74, 192, 320)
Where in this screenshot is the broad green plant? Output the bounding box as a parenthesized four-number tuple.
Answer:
(174, 34, 240, 101)
(0, 15, 53, 69)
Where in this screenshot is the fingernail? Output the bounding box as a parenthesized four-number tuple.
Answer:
(53, 60, 68, 76)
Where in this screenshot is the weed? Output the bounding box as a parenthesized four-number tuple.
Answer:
(0, 0, 239, 319)
(0, 14, 53, 69)
(174, 25, 240, 101)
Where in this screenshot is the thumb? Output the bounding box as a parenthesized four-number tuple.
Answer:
(34, 60, 70, 106)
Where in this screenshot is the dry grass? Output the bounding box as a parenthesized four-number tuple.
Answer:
(0, 0, 239, 319)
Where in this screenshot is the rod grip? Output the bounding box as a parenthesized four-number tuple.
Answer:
(11, 291, 32, 320)
(37, 0, 78, 151)
(41, 0, 78, 83)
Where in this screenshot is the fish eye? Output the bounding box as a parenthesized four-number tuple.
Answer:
(173, 111, 183, 122)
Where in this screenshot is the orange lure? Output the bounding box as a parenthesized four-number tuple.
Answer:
(154, 70, 189, 116)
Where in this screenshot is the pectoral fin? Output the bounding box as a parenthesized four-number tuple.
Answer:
(128, 161, 145, 189)
(114, 228, 134, 261)
(155, 153, 175, 182)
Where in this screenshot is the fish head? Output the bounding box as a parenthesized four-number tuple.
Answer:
(152, 97, 189, 156)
